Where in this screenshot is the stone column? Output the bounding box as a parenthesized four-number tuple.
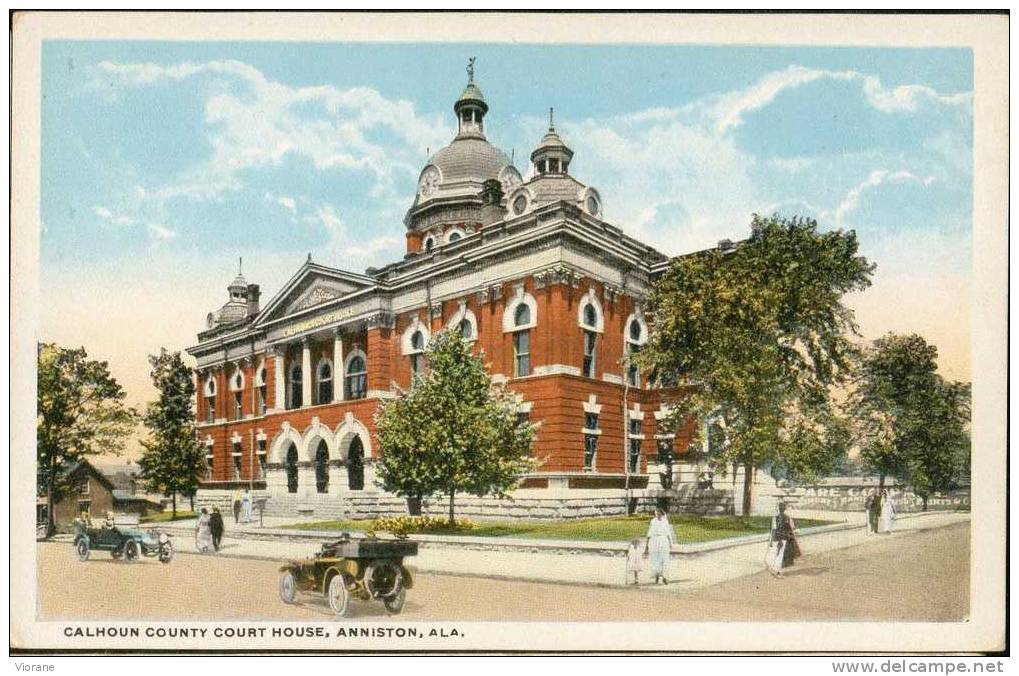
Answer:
(333, 329, 344, 402)
(273, 347, 285, 412)
(301, 338, 312, 408)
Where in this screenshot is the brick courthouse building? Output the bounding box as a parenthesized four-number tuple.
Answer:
(188, 68, 730, 519)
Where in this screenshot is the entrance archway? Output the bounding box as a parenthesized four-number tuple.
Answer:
(314, 440, 329, 494)
(285, 443, 299, 494)
(347, 436, 364, 491)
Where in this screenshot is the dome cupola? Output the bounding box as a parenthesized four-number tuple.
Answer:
(453, 57, 488, 140)
(530, 108, 574, 176)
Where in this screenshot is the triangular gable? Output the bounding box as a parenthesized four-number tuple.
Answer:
(256, 261, 375, 325)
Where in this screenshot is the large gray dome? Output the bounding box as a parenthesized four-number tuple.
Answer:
(429, 137, 512, 184)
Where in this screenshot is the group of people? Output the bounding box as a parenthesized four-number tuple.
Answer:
(194, 489, 257, 553)
(194, 506, 225, 553)
(625, 501, 806, 585)
(865, 488, 896, 534)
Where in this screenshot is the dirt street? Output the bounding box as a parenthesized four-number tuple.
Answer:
(37, 521, 968, 622)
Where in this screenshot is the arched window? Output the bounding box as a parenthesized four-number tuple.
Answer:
(255, 365, 267, 415)
(317, 359, 333, 405)
(314, 440, 329, 494)
(513, 305, 531, 377)
(424, 236, 435, 252)
(459, 318, 473, 340)
(582, 302, 598, 379)
(583, 303, 598, 328)
(203, 377, 216, 423)
(288, 362, 303, 409)
(285, 443, 299, 494)
(409, 330, 425, 376)
(625, 315, 647, 388)
(345, 354, 367, 400)
(447, 231, 461, 243)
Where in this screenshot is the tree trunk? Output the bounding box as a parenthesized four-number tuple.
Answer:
(172, 491, 177, 519)
(878, 473, 886, 492)
(922, 495, 929, 512)
(46, 474, 55, 538)
(448, 489, 455, 526)
(189, 494, 194, 512)
(741, 460, 754, 517)
(406, 496, 422, 516)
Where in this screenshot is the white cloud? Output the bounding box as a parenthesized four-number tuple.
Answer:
(702, 65, 972, 135)
(146, 223, 177, 241)
(93, 206, 112, 219)
(277, 195, 297, 213)
(93, 205, 133, 227)
(97, 59, 451, 204)
(825, 169, 936, 226)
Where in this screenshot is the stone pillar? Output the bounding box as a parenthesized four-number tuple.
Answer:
(333, 329, 344, 402)
(272, 348, 286, 412)
(301, 338, 312, 408)
(328, 463, 348, 495)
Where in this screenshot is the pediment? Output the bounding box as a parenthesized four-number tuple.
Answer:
(256, 262, 375, 325)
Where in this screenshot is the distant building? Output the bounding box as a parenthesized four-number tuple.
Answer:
(187, 65, 730, 519)
(38, 459, 163, 531)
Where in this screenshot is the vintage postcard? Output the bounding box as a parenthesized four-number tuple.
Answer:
(10, 11, 1007, 655)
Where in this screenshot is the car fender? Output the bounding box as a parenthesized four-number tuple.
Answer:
(321, 561, 358, 594)
(401, 564, 416, 590)
(73, 534, 89, 548)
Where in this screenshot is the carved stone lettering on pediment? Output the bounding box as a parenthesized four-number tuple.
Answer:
(294, 285, 341, 312)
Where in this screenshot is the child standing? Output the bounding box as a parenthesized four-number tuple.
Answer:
(626, 538, 646, 585)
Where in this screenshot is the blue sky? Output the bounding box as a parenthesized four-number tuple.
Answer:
(39, 41, 973, 405)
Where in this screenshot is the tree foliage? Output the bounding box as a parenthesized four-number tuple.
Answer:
(36, 343, 137, 532)
(849, 333, 971, 505)
(137, 349, 206, 518)
(375, 330, 538, 524)
(639, 214, 874, 513)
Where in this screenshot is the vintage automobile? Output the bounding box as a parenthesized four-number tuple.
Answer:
(73, 513, 174, 564)
(279, 533, 418, 617)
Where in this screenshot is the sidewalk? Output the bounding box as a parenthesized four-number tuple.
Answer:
(156, 511, 970, 591)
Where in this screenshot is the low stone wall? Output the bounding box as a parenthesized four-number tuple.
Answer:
(777, 479, 970, 513)
(196, 488, 664, 521)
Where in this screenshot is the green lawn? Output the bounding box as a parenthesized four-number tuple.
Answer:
(141, 510, 198, 523)
(277, 514, 834, 543)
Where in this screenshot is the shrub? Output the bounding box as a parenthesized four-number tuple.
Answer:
(372, 515, 477, 536)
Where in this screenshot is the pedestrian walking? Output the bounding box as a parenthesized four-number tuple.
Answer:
(879, 489, 896, 533)
(645, 508, 676, 585)
(241, 488, 252, 523)
(232, 491, 241, 524)
(209, 506, 224, 551)
(865, 489, 882, 534)
(625, 538, 646, 585)
(769, 502, 801, 575)
(195, 507, 214, 553)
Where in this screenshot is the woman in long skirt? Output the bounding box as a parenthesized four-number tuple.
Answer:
(645, 509, 676, 585)
(195, 507, 214, 553)
(770, 502, 801, 574)
(879, 490, 896, 533)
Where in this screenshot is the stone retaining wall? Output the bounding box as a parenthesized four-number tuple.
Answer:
(776, 479, 970, 513)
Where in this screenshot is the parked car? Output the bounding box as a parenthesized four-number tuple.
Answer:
(279, 533, 417, 617)
(72, 513, 173, 564)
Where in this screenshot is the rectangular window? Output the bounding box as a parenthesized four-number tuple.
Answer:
(584, 434, 598, 470)
(258, 385, 267, 415)
(318, 380, 333, 405)
(232, 447, 242, 480)
(626, 343, 641, 387)
(206, 396, 215, 423)
(77, 500, 91, 516)
(79, 479, 90, 496)
(516, 411, 530, 427)
(206, 455, 214, 481)
(346, 374, 366, 400)
(584, 412, 599, 431)
(628, 419, 642, 473)
(514, 330, 530, 377)
(257, 441, 267, 479)
(583, 331, 597, 378)
(234, 392, 243, 419)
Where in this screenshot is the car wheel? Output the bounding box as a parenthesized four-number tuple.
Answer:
(383, 587, 406, 615)
(326, 574, 350, 617)
(124, 540, 140, 562)
(110, 547, 122, 559)
(75, 538, 89, 562)
(159, 541, 174, 564)
(279, 571, 297, 605)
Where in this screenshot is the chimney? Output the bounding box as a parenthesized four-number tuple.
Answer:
(247, 284, 260, 316)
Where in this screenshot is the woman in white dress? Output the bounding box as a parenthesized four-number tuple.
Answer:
(645, 509, 676, 585)
(195, 508, 214, 553)
(879, 489, 896, 533)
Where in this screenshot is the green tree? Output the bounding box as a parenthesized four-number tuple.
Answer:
(138, 349, 206, 519)
(375, 330, 538, 524)
(640, 214, 874, 515)
(850, 333, 971, 508)
(36, 343, 137, 534)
